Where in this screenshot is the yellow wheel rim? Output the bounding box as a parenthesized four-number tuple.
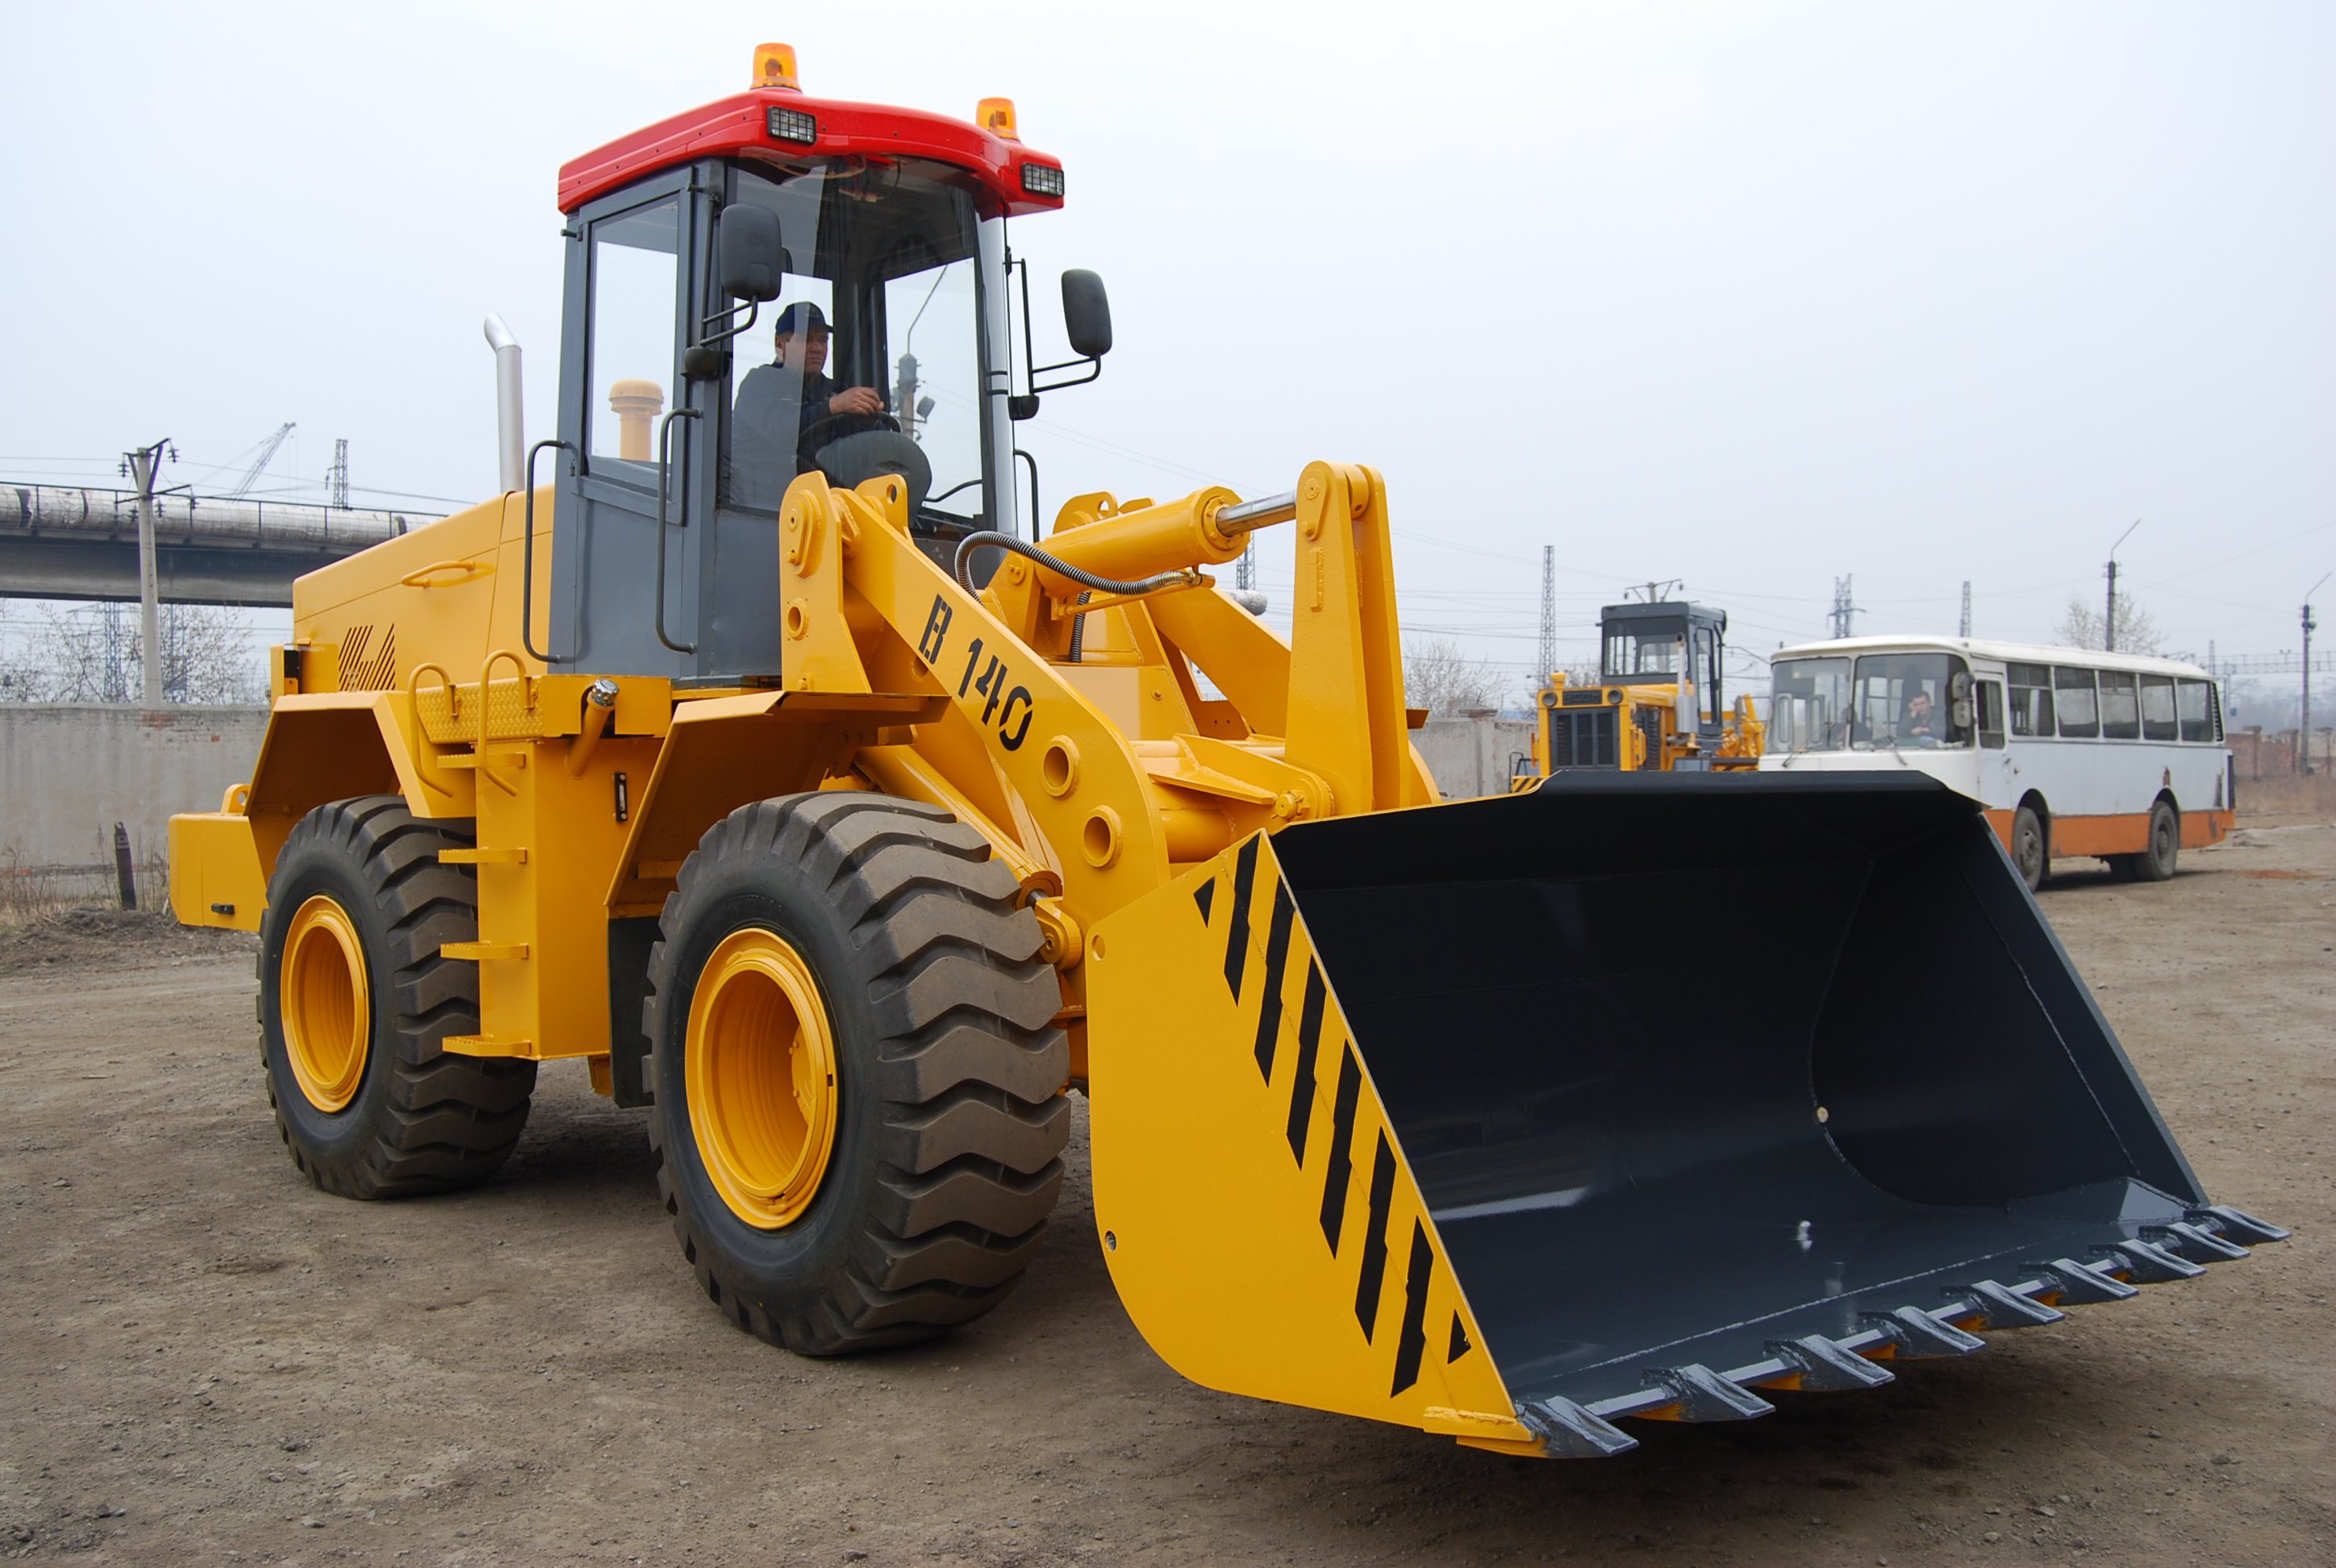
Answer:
(280, 894, 371, 1113)
(686, 927, 840, 1230)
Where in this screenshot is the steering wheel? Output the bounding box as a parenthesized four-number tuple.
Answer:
(801, 408, 902, 452)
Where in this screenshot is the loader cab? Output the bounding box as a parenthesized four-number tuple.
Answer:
(543, 62, 1075, 683)
(1600, 600, 1729, 750)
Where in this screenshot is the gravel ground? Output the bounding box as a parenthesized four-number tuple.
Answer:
(1, 825, 2329, 1565)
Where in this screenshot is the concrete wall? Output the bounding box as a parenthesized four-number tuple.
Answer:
(0, 705, 268, 873)
(1415, 715, 1535, 800)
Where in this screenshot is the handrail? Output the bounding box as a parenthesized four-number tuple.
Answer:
(398, 559, 493, 588)
(403, 661, 457, 795)
(474, 648, 532, 796)
(521, 439, 573, 665)
(653, 407, 703, 655)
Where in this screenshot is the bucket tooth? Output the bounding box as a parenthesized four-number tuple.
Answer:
(2026, 1257, 2141, 1304)
(1644, 1364, 1775, 1421)
(1862, 1306, 1986, 1357)
(1954, 1279, 2066, 1328)
(1767, 1334, 1895, 1391)
(2188, 1204, 2289, 1246)
(2154, 1221, 2250, 1262)
(2104, 1238, 2207, 1282)
(1520, 1398, 1640, 1458)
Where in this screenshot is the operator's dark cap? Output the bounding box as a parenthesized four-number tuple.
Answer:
(773, 301, 829, 336)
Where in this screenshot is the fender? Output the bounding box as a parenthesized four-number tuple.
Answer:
(173, 694, 471, 930)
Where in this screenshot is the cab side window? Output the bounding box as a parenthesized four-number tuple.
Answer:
(586, 196, 682, 486)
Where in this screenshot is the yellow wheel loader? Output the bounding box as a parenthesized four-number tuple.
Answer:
(172, 46, 2284, 1457)
(1514, 599, 1764, 786)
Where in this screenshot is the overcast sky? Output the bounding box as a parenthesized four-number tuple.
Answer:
(2, 2, 2329, 699)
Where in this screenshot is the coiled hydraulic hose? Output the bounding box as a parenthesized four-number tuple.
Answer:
(950, 531, 1201, 598)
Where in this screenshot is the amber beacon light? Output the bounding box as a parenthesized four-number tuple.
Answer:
(753, 42, 800, 91)
(977, 97, 1020, 140)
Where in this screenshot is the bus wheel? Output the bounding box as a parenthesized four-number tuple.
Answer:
(2132, 801, 2180, 882)
(2010, 804, 2047, 892)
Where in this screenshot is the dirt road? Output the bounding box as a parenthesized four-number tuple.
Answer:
(2, 830, 2330, 1565)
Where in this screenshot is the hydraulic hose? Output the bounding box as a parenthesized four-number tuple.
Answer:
(950, 531, 1200, 598)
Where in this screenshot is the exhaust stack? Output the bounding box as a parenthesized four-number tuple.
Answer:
(483, 314, 524, 493)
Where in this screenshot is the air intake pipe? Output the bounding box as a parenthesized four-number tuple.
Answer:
(483, 315, 524, 494)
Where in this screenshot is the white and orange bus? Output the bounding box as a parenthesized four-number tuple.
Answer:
(1759, 636, 2233, 890)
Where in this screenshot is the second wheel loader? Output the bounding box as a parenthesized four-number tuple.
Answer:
(172, 45, 2282, 1458)
(1515, 598, 1764, 786)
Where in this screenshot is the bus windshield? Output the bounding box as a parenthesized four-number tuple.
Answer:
(1768, 653, 1971, 753)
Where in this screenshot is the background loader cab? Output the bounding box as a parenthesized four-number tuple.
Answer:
(547, 66, 1106, 682)
(1518, 599, 1760, 781)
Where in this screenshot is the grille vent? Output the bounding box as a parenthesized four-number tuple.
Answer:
(336, 624, 398, 691)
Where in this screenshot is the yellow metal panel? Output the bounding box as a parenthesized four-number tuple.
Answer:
(778, 479, 875, 693)
(1087, 833, 1529, 1448)
(458, 732, 657, 1061)
(167, 813, 265, 932)
(841, 492, 1170, 924)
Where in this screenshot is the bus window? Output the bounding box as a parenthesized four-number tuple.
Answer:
(2176, 678, 2214, 742)
(2141, 675, 2178, 741)
(2054, 667, 2100, 739)
(1976, 680, 2006, 749)
(2099, 670, 2140, 740)
(2008, 662, 2054, 736)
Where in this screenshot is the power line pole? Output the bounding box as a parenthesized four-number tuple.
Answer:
(2305, 573, 2327, 777)
(1235, 539, 1254, 593)
(1959, 580, 1971, 638)
(327, 438, 350, 509)
(123, 438, 169, 706)
(2104, 519, 2139, 653)
(1829, 576, 1855, 640)
(1538, 545, 1557, 680)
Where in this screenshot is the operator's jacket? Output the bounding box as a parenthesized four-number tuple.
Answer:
(729, 363, 889, 510)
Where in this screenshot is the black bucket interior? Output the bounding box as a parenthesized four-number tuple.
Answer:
(1270, 772, 2205, 1408)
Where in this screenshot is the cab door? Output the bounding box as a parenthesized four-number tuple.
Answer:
(549, 173, 697, 678)
(549, 168, 779, 682)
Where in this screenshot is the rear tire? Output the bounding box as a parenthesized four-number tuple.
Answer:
(2010, 803, 2048, 892)
(257, 797, 536, 1198)
(644, 792, 1069, 1354)
(2133, 800, 2180, 882)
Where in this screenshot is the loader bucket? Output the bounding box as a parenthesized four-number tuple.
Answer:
(1085, 771, 2284, 1457)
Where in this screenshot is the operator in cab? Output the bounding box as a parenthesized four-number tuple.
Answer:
(1900, 688, 1946, 745)
(730, 302, 894, 508)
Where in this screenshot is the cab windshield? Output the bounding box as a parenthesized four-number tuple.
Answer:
(1603, 619, 1686, 682)
(1768, 653, 1972, 753)
(716, 156, 1006, 532)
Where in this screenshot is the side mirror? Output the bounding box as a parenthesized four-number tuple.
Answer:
(1062, 269, 1112, 359)
(718, 206, 786, 302)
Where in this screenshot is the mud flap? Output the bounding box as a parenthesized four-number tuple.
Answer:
(1086, 771, 2284, 1454)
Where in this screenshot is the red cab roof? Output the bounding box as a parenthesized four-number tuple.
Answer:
(557, 88, 1066, 215)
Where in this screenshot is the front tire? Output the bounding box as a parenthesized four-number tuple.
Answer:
(644, 793, 1069, 1354)
(257, 797, 536, 1198)
(2010, 803, 2048, 893)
